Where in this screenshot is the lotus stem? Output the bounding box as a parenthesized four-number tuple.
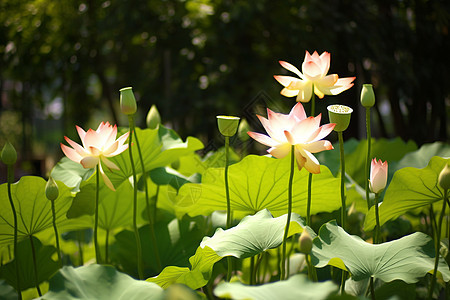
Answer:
(369, 277, 376, 300)
(250, 256, 256, 285)
(428, 190, 447, 300)
(338, 131, 346, 230)
(306, 91, 316, 226)
(374, 193, 381, 244)
(128, 116, 144, 279)
(77, 230, 84, 266)
(104, 229, 109, 264)
(29, 236, 42, 296)
(365, 108, 372, 210)
(6, 165, 21, 299)
(133, 129, 161, 271)
(94, 164, 101, 264)
(223, 136, 233, 281)
(281, 145, 295, 280)
(50, 197, 62, 267)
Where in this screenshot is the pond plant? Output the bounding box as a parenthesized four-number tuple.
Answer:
(0, 51, 449, 300)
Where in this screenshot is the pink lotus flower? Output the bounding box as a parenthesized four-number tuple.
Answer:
(274, 51, 356, 102)
(61, 122, 129, 191)
(248, 103, 335, 174)
(369, 158, 388, 194)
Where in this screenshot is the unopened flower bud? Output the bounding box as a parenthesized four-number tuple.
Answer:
(119, 87, 137, 115)
(298, 230, 313, 254)
(361, 84, 375, 108)
(217, 115, 240, 137)
(146, 105, 161, 129)
(327, 105, 353, 132)
(45, 176, 59, 201)
(237, 119, 250, 142)
(438, 163, 450, 191)
(1, 141, 17, 165)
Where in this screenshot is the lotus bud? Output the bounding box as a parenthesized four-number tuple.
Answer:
(298, 230, 313, 254)
(1, 141, 17, 165)
(438, 163, 450, 191)
(327, 104, 353, 132)
(45, 176, 59, 201)
(217, 115, 240, 137)
(369, 158, 388, 194)
(119, 87, 137, 115)
(237, 119, 250, 142)
(146, 105, 161, 129)
(360, 84, 375, 108)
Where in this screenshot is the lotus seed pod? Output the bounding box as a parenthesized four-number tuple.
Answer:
(298, 230, 313, 254)
(360, 84, 375, 108)
(119, 87, 137, 115)
(1, 141, 17, 165)
(146, 105, 161, 129)
(217, 115, 240, 137)
(438, 163, 450, 191)
(45, 176, 59, 201)
(327, 104, 353, 132)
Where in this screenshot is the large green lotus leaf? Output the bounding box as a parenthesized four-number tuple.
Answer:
(364, 156, 449, 231)
(214, 274, 337, 300)
(111, 215, 206, 278)
(0, 176, 86, 245)
(0, 279, 17, 300)
(148, 210, 309, 289)
(39, 264, 164, 300)
(0, 236, 59, 291)
(175, 155, 341, 219)
(311, 220, 450, 283)
(395, 141, 450, 170)
(200, 209, 309, 259)
(105, 126, 203, 188)
(50, 157, 95, 193)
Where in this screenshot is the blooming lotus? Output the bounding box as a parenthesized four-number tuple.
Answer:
(248, 103, 335, 174)
(274, 51, 356, 102)
(60, 122, 129, 191)
(369, 158, 388, 194)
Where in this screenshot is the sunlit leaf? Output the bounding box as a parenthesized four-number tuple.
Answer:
(214, 274, 337, 300)
(106, 126, 203, 188)
(175, 155, 341, 219)
(39, 264, 164, 300)
(364, 156, 449, 231)
(50, 157, 94, 193)
(0, 236, 59, 291)
(311, 220, 450, 283)
(0, 176, 84, 245)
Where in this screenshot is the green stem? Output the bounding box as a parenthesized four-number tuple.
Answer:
(104, 228, 109, 264)
(338, 131, 346, 230)
(428, 190, 447, 300)
(430, 204, 437, 240)
(153, 185, 160, 222)
(128, 116, 144, 279)
(365, 108, 372, 210)
(94, 164, 101, 264)
(370, 277, 376, 300)
(77, 230, 84, 266)
(281, 145, 295, 280)
(224, 136, 233, 282)
(340, 270, 347, 295)
(29, 236, 42, 296)
(50, 199, 62, 268)
(6, 165, 21, 299)
(306, 90, 316, 226)
(250, 256, 255, 285)
(255, 253, 264, 284)
(133, 129, 161, 271)
(374, 193, 381, 244)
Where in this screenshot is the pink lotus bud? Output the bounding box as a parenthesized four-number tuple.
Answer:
(369, 158, 388, 194)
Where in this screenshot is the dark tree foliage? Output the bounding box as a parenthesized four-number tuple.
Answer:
(1, 0, 449, 165)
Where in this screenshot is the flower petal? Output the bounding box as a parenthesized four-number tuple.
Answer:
(302, 140, 334, 153)
(247, 132, 278, 147)
(268, 143, 291, 159)
(280, 88, 300, 97)
(101, 156, 120, 170)
(297, 147, 321, 174)
(318, 51, 331, 76)
(289, 102, 307, 122)
(80, 156, 99, 169)
(279, 61, 306, 80)
(274, 75, 298, 87)
(295, 81, 313, 102)
(61, 143, 83, 163)
(98, 163, 116, 191)
(311, 123, 336, 142)
(64, 136, 89, 156)
(291, 116, 321, 142)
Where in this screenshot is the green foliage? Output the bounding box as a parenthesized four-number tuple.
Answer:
(175, 155, 341, 218)
(364, 156, 449, 231)
(41, 265, 165, 300)
(311, 220, 450, 283)
(0, 236, 58, 291)
(214, 274, 337, 300)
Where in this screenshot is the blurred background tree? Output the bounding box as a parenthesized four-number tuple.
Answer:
(0, 0, 449, 178)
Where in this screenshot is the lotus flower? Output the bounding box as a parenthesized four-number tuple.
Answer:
(369, 158, 388, 194)
(274, 51, 356, 102)
(248, 103, 335, 174)
(61, 122, 129, 191)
